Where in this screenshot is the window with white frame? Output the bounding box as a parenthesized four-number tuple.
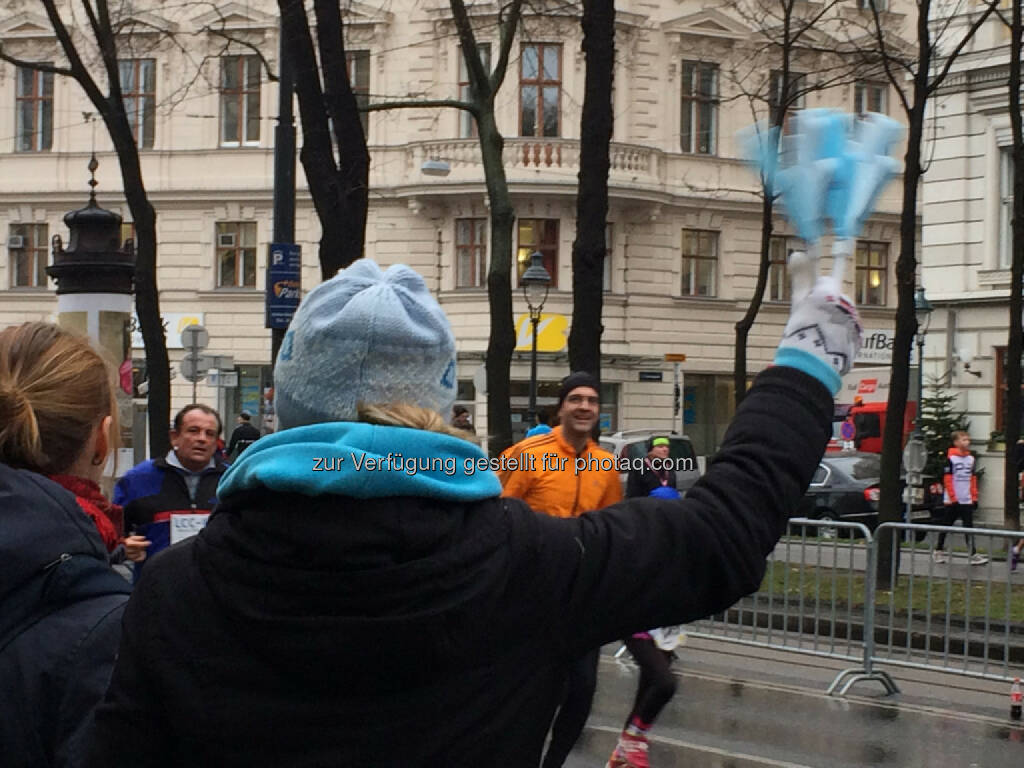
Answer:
(119, 59, 156, 149)
(459, 43, 491, 138)
(857, 0, 888, 10)
(520, 44, 561, 138)
(220, 55, 261, 146)
(680, 62, 718, 155)
(769, 70, 806, 115)
(347, 50, 370, 136)
(9, 223, 49, 288)
(855, 240, 888, 306)
(854, 81, 887, 115)
(516, 218, 559, 287)
(216, 222, 257, 288)
(16, 67, 53, 153)
(456, 218, 487, 288)
(769, 236, 799, 301)
(681, 229, 717, 297)
(1001, 148, 1014, 269)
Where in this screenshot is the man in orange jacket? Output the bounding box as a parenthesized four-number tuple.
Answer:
(499, 371, 623, 768)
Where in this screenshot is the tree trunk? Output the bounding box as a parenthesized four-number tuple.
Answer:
(1005, 0, 1024, 531)
(735, 194, 774, 407)
(279, 0, 368, 280)
(876, 98, 926, 589)
(479, 114, 515, 455)
(568, 0, 615, 383)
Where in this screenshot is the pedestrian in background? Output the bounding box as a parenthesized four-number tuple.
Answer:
(227, 410, 261, 459)
(934, 430, 987, 565)
(607, 436, 683, 767)
(0, 322, 135, 765)
(451, 404, 474, 433)
(88, 254, 859, 767)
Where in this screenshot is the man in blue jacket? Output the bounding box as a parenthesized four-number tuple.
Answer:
(114, 404, 227, 571)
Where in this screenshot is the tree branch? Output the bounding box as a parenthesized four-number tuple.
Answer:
(365, 97, 475, 114)
(867, 0, 910, 114)
(203, 26, 280, 81)
(0, 48, 73, 77)
(928, 0, 1000, 95)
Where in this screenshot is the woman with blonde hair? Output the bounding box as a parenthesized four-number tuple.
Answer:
(0, 321, 139, 765)
(0, 322, 149, 562)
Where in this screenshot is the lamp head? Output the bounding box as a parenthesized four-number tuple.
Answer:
(914, 286, 933, 334)
(521, 251, 552, 312)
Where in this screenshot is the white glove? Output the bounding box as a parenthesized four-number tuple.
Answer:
(774, 250, 862, 395)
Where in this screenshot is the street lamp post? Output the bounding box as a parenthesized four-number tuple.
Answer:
(903, 286, 933, 532)
(521, 251, 552, 427)
(913, 286, 934, 435)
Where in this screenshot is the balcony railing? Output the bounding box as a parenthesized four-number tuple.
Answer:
(402, 138, 668, 186)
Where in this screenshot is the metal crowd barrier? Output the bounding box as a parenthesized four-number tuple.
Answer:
(870, 522, 1024, 686)
(684, 519, 1024, 696)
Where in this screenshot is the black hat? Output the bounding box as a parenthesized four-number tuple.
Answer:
(557, 371, 600, 406)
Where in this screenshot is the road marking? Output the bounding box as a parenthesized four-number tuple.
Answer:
(600, 654, 1012, 728)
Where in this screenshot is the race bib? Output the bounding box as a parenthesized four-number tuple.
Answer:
(169, 513, 210, 545)
(648, 625, 687, 651)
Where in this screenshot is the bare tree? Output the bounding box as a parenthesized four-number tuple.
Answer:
(567, 0, 614, 383)
(0, 0, 172, 456)
(726, 0, 865, 408)
(277, 0, 369, 280)
(861, 0, 998, 587)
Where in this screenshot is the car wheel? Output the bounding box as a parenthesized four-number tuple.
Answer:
(817, 511, 840, 540)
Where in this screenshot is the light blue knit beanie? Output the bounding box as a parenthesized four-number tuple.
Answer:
(274, 260, 457, 429)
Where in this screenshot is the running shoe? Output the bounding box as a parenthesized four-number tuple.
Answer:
(970, 553, 989, 566)
(606, 732, 649, 768)
(932, 550, 948, 564)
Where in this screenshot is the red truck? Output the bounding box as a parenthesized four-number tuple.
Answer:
(827, 367, 916, 454)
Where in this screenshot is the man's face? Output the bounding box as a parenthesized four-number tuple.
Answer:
(557, 386, 599, 438)
(171, 410, 220, 471)
(649, 442, 670, 460)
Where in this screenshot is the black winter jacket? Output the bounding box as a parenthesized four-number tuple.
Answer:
(87, 367, 832, 767)
(0, 463, 131, 768)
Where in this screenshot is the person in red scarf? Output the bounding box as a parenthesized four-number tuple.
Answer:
(0, 322, 148, 563)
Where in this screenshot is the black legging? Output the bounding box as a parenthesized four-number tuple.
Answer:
(541, 648, 600, 768)
(936, 503, 977, 554)
(624, 636, 678, 727)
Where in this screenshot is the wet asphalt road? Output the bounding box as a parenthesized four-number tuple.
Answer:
(560, 640, 1024, 767)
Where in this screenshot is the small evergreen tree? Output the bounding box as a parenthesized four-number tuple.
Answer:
(917, 376, 970, 478)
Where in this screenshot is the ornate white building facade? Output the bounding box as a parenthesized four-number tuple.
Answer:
(0, 0, 905, 458)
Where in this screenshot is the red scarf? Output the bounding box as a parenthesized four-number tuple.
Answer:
(48, 474, 124, 553)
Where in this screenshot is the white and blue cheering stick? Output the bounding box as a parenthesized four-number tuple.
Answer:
(826, 113, 904, 280)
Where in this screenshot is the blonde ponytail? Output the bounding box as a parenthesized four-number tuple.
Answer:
(0, 323, 114, 474)
(358, 402, 478, 444)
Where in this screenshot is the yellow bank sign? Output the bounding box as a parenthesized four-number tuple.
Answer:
(514, 313, 568, 353)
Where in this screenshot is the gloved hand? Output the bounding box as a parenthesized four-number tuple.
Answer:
(773, 250, 862, 396)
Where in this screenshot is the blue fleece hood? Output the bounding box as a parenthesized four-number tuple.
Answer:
(218, 422, 502, 502)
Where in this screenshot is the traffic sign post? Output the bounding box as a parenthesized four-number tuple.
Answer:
(180, 324, 209, 403)
(665, 354, 686, 435)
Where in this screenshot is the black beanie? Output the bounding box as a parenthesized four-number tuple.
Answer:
(558, 371, 601, 406)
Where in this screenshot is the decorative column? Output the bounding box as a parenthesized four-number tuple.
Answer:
(48, 155, 136, 486)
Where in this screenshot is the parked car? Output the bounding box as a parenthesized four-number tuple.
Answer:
(598, 429, 701, 496)
(795, 452, 944, 538)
